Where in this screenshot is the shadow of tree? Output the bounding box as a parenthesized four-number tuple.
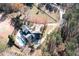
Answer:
(7, 15, 25, 49)
(7, 35, 14, 47)
(7, 35, 21, 49)
(10, 15, 24, 31)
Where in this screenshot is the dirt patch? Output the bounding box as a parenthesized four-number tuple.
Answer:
(0, 15, 14, 45)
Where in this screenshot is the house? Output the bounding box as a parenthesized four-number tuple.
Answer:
(15, 24, 44, 48)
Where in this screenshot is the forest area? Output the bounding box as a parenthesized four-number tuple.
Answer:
(42, 4, 79, 56)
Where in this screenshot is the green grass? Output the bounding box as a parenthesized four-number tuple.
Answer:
(0, 43, 7, 52)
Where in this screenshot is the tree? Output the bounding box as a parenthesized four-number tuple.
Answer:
(11, 15, 24, 31)
(45, 4, 54, 12)
(42, 4, 79, 56)
(42, 31, 63, 56)
(24, 3, 34, 9)
(61, 4, 79, 55)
